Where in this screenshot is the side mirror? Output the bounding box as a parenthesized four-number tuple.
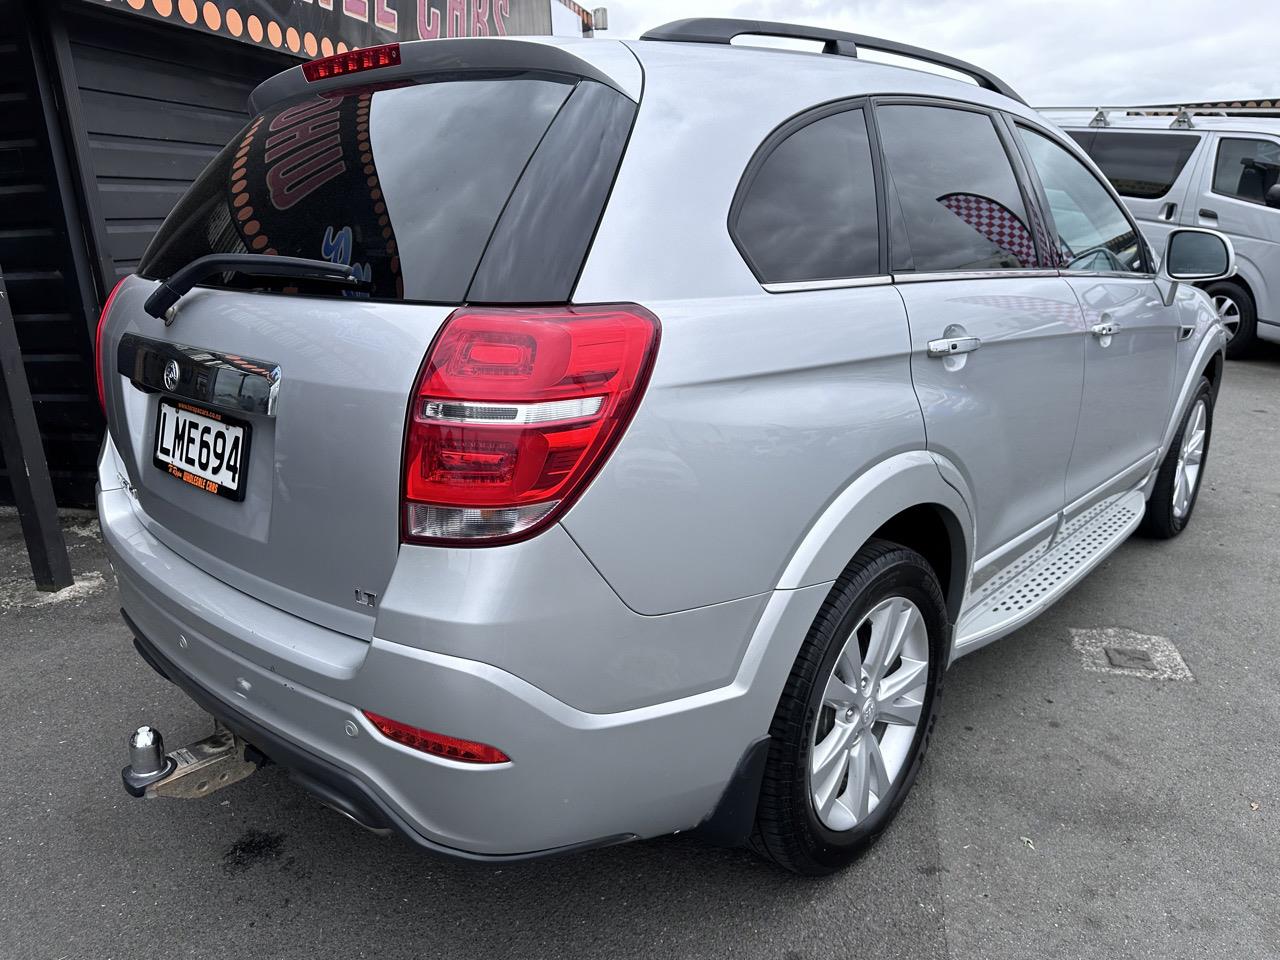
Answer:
(1160, 228, 1235, 283)
(1266, 184, 1280, 209)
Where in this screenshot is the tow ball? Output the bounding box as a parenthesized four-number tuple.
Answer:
(121, 720, 260, 799)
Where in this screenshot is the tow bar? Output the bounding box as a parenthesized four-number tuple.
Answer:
(121, 720, 261, 799)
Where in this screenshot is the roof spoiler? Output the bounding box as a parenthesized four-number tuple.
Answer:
(640, 18, 1026, 106)
(248, 38, 636, 114)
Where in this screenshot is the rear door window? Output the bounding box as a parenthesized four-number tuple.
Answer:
(1212, 137, 1280, 205)
(1072, 130, 1200, 199)
(875, 104, 1040, 272)
(731, 106, 881, 284)
(139, 75, 634, 304)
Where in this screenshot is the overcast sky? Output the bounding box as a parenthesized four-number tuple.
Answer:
(604, 0, 1276, 106)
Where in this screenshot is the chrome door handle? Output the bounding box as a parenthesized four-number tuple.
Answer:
(1090, 322, 1120, 337)
(927, 335, 982, 358)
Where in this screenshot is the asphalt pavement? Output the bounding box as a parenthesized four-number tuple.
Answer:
(2, 347, 1277, 959)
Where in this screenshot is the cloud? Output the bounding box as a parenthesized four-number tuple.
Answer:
(603, 0, 1276, 105)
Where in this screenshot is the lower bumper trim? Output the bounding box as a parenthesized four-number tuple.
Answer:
(122, 609, 636, 862)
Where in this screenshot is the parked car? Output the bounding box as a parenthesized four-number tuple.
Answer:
(98, 20, 1233, 875)
(1052, 108, 1280, 357)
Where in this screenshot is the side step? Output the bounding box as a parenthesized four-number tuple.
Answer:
(953, 490, 1146, 657)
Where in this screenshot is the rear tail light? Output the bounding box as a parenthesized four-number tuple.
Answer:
(402, 305, 661, 545)
(362, 710, 510, 764)
(302, 42, 401, 82)
(95, 277, 128, 413)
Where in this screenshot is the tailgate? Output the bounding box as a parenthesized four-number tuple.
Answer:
(104, 280, 451, 638)
(96, 49, 638, 638)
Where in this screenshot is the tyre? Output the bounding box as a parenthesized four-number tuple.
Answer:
(1205, 280, 1257, 359)
(752, 540, 947, 875)
(1139, 377, 1213, 540)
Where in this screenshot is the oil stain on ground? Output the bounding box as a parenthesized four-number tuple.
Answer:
(222, 829, 286, 873)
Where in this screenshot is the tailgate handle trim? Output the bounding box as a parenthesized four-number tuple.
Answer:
(117, 334, 282, 417)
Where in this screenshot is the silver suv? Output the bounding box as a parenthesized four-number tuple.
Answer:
(98, 20, 1233, 875)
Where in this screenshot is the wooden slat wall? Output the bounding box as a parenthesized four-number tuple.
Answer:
(65, 7, 292, 282)
(0, 3, 292, 506)
(0, 0, 98, 506)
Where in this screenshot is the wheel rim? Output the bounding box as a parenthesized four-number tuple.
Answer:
(1173, 398, 1208, 520)
(809, 596, 929, 832)
(1212, 295, 1241, 341)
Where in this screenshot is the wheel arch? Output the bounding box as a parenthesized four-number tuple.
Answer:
(868, 503, 968, 624)
(775, 451, 974, 625)
(1151, 325, 1228, 494)
(1201, 347, 1225, 396)
(1192, 268, 1254, 309)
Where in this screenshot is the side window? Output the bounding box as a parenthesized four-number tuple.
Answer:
(1080, 131, 1200, 199)
(1213, 137, 1280, 205)
(875, 104, 1039, 272)
(732, 108, 880, 283)
(1017, 127, 1146, 274)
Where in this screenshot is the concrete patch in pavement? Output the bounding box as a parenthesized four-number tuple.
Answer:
(1069, 626, 1194, 681)
(0, 569, 107, 611)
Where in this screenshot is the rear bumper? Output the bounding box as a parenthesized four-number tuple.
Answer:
(98, 466, 829, 857)
(122, 611, 629, 860)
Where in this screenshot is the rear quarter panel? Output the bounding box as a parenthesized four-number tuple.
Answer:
(563, 44, 1025, 615)
(561, 290, 926, 614)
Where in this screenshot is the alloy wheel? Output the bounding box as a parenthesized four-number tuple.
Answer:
(1212, 295, 1241, 341)
(809, 596, 929, 832)
(1173, 398, 1208, 520)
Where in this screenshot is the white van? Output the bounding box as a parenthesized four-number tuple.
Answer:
(1052, 109, 1280, 357)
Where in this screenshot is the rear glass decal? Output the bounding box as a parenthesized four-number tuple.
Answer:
(230, 91, 400, 297)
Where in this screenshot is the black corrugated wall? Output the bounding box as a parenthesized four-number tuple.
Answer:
(0, 1, 291, 506)
(62, 4, 291, 285)
(0, 0, 98, 506)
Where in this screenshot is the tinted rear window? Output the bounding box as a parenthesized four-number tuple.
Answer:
(139, 75, 634, 304)
(877, 104, 1039, 272)
(731, 107, 881, 283)
(1070, 130, 1200, 199)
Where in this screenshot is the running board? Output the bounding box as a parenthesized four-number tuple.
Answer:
(952, 490, 1146, 658)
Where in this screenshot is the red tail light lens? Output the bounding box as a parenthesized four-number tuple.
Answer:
(402, 305, 660, 545)
(363, 711, 510, 764)
(302, 42, 401, 82)
(95, 277, 128, 414)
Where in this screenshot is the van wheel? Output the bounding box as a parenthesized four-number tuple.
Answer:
(1140, 377, 1213, 540)
(1206, 280, 1256, 358)
(751, 540, 946, 875)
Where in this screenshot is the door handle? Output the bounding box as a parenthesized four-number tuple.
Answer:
(931, 335, 977, 358)
(1160, 202, 1178, 221)
(927, 335, 982, 358)
(1090, 322, 1120, 337)
(1199, 207, 1219, 219)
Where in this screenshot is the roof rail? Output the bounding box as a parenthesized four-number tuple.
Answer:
(639, 18, 1027, 105)
(1038, 104, 1280, 130)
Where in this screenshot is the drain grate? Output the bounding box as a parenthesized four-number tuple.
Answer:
(1070, 627, 1193, 681)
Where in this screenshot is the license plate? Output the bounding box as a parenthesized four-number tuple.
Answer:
(153, 400, 251, 500)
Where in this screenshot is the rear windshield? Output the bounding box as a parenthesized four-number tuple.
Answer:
(139, 73, 635, 304)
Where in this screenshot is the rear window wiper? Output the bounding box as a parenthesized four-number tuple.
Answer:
(144, 253, 368, 322)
